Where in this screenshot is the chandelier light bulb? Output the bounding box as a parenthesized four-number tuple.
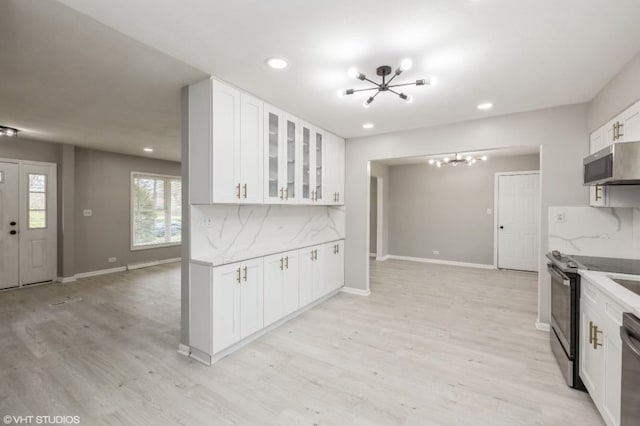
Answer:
(347, 67, 359, 79)
(337, 89, 344, 98)
(400, 58, 413, 72)
(363, 97, 374, 108)
(6, 129, 15, 136)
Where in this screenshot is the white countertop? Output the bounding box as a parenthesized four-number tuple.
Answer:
(579, 269, 640, 317)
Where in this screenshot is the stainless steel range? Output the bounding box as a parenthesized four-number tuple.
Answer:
(546, 251, 640, 391)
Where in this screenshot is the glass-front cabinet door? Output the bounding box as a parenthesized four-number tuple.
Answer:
(284, 115, 297, 202)
(314, 130, 323, 203)
(264, 105, 283, 203)
(301, 124, 312, 202)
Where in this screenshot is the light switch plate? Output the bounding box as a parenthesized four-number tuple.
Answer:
(555, 211, 565, 223)
(83, 209, 92, 217)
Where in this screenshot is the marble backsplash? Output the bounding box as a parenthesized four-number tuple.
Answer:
(548, 206, 640, 258)
(191, 204, 345, 266)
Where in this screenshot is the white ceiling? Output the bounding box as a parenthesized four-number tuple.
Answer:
(378, 146, 540, 166)
(0, 0, 206, 161)
(54, 0, 640, 142)
(2, 0, 640, 161)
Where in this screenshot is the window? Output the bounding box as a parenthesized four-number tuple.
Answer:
(28, 173, 47, 229)
(131, 173, 181, 249)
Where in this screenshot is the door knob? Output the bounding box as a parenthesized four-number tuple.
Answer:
(499, 226, 504, 229)
(10, 221, 16, 226)
(10, 230, 17, 235)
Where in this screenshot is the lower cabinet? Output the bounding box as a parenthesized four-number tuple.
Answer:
(211, 258, 263, 354)
(190, 239, 344, 362)
(263, 250, 299, 327)
(580, 277, 624, 426)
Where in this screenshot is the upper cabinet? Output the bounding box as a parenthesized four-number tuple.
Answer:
(189, 78, 344, 205)
(324, 131, 345, 205)
(590, 99, 640, 155)
(189, 79, 263, 204)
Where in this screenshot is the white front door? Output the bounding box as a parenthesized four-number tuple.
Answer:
(497, 172, 539, 271)
(0, 162, 20, 289)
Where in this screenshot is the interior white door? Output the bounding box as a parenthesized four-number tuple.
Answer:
(19, 163, 57, 285)
(0, 162, 20, 289)
(497, 173, 539, 271)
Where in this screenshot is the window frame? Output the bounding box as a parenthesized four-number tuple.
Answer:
(130, 171, 182, 251)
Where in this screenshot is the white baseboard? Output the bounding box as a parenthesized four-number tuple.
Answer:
(127, 257, 181, 271)
(75, 266, 127, 279)
(376, 254, 389, 261)
(535, 321, 551, 332)
(177, 343, 191, 357)
(60, 277, 77, 283)
(341, 287, 371, 296)
(386, 254, 495, 270)
(369, 253, 376, 258)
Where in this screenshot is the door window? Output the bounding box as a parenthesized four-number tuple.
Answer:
(27, 173, 47, 229)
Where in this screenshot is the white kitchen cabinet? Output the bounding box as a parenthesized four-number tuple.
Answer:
(189, 258, 264, 356)
(323, 240, 345, 293)
(589, 185, 608, 207)
(580, 276, 624, 426)
(590, 127, 607, 154)
(263, 250, 299, 326)
(299, 246, 323, 305)
(619, 101, 640, 142)
(324, 132, 345, 205)
(300, 123, 325, 204)
(188, 78, 263, 204)
(263, 107, 302, 204)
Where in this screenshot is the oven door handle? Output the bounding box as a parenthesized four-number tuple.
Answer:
(621, 327, 640, 360)
(547, 264, 570, 286)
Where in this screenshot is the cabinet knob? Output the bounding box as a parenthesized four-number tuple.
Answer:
(10, 221, 16, 226)
(9, 230, 17, 235)
(499, 226, 504, 230)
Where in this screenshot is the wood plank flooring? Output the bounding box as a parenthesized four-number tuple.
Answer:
(0, 260, 603, 425)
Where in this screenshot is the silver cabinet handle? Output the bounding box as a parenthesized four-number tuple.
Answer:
(243, 266, 248, 281)
(236, 268, 241, 283)
(280, 188, 284, 200)
(310, 250, 315, 261)
(595, 185, 603, 202)
(243, 184, 247, 199)
(280, 258, 284, 270)
(284, 187, 288, 200)
(236, 183, 241, 199)
(284, 256, 289, 269)
(618, 122, 624, 139)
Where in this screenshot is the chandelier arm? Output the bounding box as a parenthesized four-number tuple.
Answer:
(351, 87, 381, 93)
(362, 77, 382, 87)
(387, 88, 402, 96)
(385, 73, 399, 86)
(387, 82, 420, 89)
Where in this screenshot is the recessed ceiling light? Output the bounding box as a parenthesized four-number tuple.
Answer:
(362, 123, 374, 129)
(143, 147, 154, 153)
(477, 102, 493, 110)
(266, 57, 288, 70)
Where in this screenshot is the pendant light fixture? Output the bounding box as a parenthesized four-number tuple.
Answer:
(428, 153, 488, 168)
(338, 59, 431, 107)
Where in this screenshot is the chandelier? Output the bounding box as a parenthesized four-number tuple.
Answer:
(428, 153, 488, 168)
(338, 59, 431, 107)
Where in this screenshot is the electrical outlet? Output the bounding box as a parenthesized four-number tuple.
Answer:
(83, 209, 92, 217)
(555, 211, 565, 223)
(108, 257, 117, 263)
(433, 250, 440, 255)
(201, 216, 214, 227)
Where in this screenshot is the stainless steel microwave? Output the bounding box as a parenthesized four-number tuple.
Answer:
(584, 141, 640, 185)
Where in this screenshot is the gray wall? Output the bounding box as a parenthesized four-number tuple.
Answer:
(0, 137, 182, 277)
(588, 49, 640, 131)
(74, 148, 181, 273)
(387, 154, 540, 265)
(345, 104, 589, 326)
(369, 177, 377, 254)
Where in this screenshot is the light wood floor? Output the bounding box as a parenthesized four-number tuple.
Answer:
(0, 260, 603, 425)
